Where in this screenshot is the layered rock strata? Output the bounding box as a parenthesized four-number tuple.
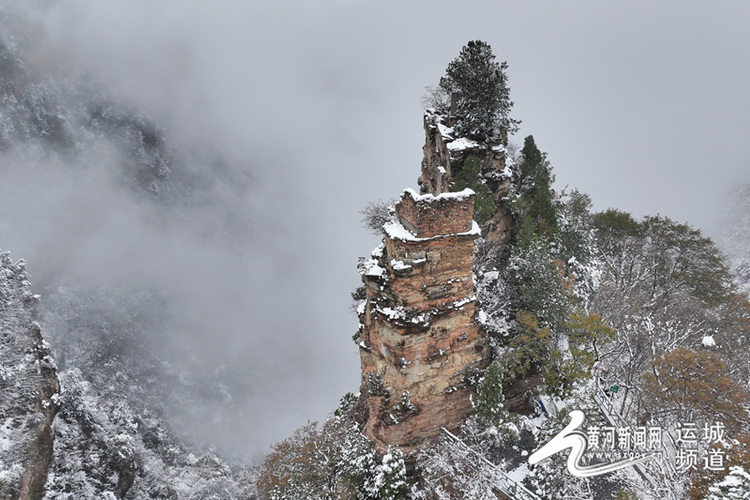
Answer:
(356, 188, 489, 455)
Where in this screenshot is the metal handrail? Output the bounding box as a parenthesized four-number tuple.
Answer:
(441, 427, 543, 500)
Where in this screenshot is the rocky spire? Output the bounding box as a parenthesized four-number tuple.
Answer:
(355, 188, 489, 457)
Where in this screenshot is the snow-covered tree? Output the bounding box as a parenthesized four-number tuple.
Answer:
(257, 395, 379, 500)
(376, 446, 409, 500)
(439, 40, 519, 141)
(590, 210, 739, 420)
(554, 189, 600, 304)
(705, 466, 750, 499)
(472, 361, 507, 425)
(642, 348, 750, 434)
(506, 224, 571, 329)
(415, 417, 529, 500)
(514, 135, 557, 237)
(46, 368, 256, 499)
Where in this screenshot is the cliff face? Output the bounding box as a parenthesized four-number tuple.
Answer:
(419, 109, 507, 196)
(419, 109, 514, 244)
(0, 254, 59, 500)
(354, 104, 526, 458)
(356, 189, 489, 456)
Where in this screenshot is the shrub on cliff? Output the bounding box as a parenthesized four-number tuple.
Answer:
(453, 155, 496, 226)
(360, 199, 395, 236)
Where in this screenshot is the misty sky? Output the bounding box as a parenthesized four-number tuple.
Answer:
(3, 1, 750, 459)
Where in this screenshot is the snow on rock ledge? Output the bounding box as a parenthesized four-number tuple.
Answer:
(395, 187, 476, 239)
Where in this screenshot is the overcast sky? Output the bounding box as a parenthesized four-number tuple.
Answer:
(5, 1, 750, 459)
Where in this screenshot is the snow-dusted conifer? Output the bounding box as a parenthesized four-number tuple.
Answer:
(705, 466, 750, 499)
(376, 446, 408, 500)
(439, 40, 518, 141)
(472, 360, 507, 425)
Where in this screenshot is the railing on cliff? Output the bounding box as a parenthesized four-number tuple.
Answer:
(592, 386, 670, 492)
(440, 428, 543, 500)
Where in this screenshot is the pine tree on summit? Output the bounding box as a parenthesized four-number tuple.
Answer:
(439, 40, 519, 141)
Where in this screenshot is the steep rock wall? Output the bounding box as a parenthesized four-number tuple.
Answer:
(356, 189, 489, 456)
(0, 254, 59, 500)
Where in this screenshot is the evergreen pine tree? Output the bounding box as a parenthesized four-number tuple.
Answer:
(439, 40, 519, 141)
(705, 466, 750, 499)
(377, 446, 408, 500)
(517, 135, 557, 237)
(472, 360, 507, 424)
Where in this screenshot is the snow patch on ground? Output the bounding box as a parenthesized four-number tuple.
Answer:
(701, 335, 716, 347)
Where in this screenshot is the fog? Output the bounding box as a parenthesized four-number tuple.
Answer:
(1, 0, 749, 459)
